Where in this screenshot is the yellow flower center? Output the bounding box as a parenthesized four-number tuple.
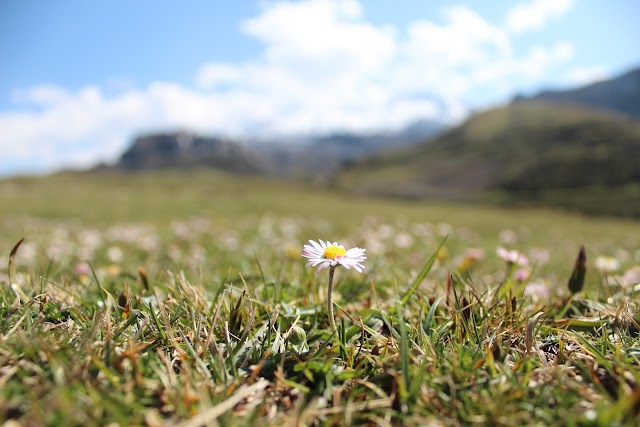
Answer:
(323, 245, 346, 260)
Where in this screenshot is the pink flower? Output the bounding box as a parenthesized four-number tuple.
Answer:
(73, 262, 92, 276)
(497, 246, 529, 266)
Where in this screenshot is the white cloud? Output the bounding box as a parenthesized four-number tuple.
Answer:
(195, 63, 242, 89)
(0, 0, 580, 175)
(507, 0, 576, 33)
(242, 0, 394, 73)
(404, 6, 511, 68)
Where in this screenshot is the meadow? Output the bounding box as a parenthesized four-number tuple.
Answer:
(1, 171, 640, 426)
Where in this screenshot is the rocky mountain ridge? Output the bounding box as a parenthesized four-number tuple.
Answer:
(106, 119, 447, 178)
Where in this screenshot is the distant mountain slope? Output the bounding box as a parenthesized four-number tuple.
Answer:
(105, 119, 446, 178)
(252, 119, 447, 178)
(334, 101, 640, 216)
(113, 132, 268, 174)
(513, 66, 640, 119)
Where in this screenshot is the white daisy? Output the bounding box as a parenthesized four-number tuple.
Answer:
(595, 255, 620, 273)
(302, 239, 366, 273)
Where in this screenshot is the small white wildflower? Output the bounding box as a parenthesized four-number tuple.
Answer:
(525, 279, 551, 301)
(302, 239, 367, 334)
(595, 256, 620, 273)
(394, 233, 414, 248)
(437, 222, 453, 237)
(529, 248, 550, 265)
(622, 266, 640, 288)
(498, 229, 518, 244)
(107, 246, 123, 263)
(302, 239, 366, 274)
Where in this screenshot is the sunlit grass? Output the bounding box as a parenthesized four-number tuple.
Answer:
(1, 171, 640, 425)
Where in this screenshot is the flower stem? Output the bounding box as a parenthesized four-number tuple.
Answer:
(327, 266, 337, 334)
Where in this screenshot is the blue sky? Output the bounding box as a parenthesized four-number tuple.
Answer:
(1, 0, 639, 176)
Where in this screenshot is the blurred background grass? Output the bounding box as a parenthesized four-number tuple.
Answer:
(2, 171, 638, 291)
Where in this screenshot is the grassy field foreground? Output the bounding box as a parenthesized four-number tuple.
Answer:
(1, 171, 640, 426)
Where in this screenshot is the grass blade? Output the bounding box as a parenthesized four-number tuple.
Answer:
(397, 304, 410, 402)
(400, 235, 448, 305)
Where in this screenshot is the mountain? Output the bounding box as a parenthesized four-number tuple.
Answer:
(113, 132, 268, 174)
(513, 66, 640, 119)
(104, 119, 447, 178)
(253, 119, 447, 178)
(334, 101, 640, 217)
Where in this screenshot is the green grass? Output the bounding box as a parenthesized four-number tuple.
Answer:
(1, 171, 640, 425)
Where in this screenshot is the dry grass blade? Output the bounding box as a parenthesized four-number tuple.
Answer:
(526, 311, 545, 355)
(6, 237, 25, 301)
(306, 398, 392, 416)
(175, 379, 269, 427)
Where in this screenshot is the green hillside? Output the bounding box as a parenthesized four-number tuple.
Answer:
(334, 101, 640, 217)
